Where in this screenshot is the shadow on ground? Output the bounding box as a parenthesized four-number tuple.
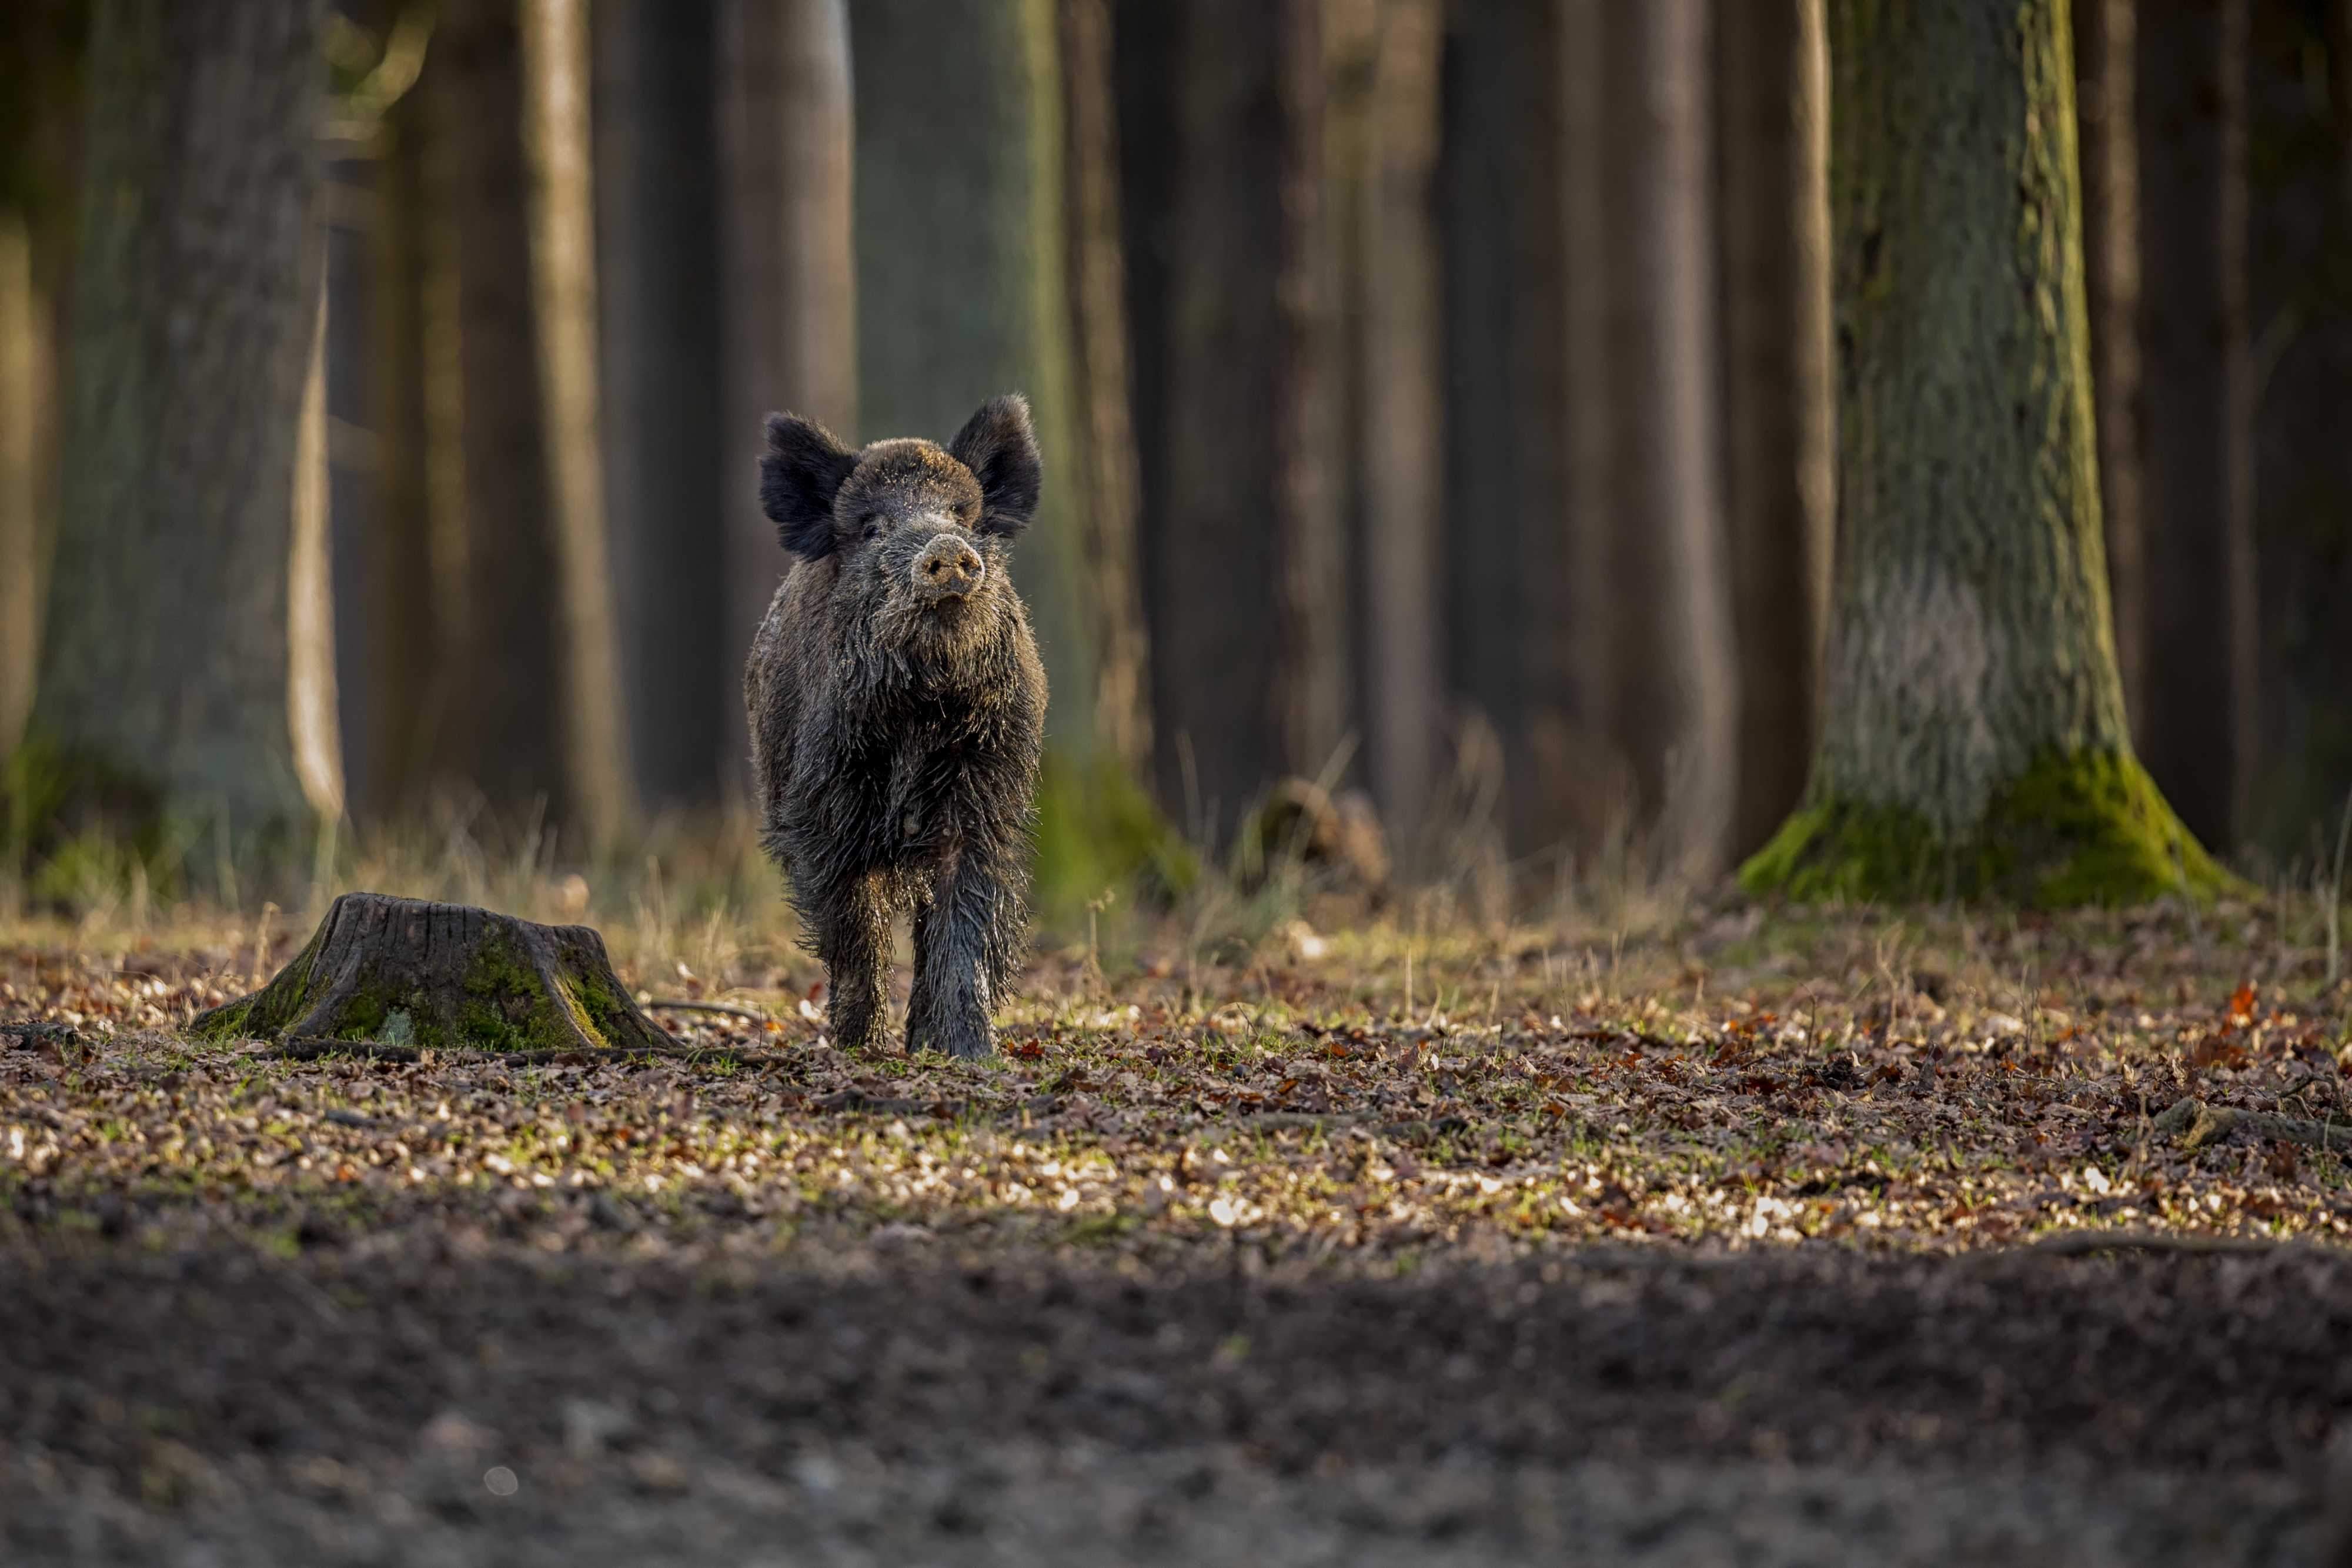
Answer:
(5, 1229, 2348, 1566)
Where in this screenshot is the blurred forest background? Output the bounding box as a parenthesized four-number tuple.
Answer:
(1, 0, 2349, 931)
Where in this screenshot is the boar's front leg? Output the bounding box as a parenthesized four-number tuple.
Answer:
(813, 869, 893, 1054)
(908, 846, 1014, 1059)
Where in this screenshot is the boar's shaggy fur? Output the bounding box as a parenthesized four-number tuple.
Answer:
(744, 396, 1048, 1058)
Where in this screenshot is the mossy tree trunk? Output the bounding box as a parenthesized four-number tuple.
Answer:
(2136, 0, 2255, 852)
(193, 891, 668, 1055)
(23, 0, 326, 867)
(1742, 0, 2224, 907)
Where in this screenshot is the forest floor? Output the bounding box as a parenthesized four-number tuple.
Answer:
(4, 891, 2351, 1564)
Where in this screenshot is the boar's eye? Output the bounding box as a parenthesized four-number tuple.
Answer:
(860, 513, 885, 542)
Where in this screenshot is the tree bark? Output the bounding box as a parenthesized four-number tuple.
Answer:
(1150, 0, 1338, 844)
(193, 891, 669, 1054)
(25, 0, 326, 859)
(1744, 0, 2223, 906)
(1579, 0, 1737, 880)
(2136, 0, 2254, 853)
(1358, 0, 1445, 857)
(1718, 0, 1835, 862)
(2072, 0, 2145, 731)
(594, 0, 724, 809)
(1058, 0, 1154, 784)
(719, 0, 856, 794)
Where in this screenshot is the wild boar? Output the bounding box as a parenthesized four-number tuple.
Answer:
(744, 395, 1047, 1058)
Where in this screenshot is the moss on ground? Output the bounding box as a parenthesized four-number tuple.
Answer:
(1739, 747, 2239, 907)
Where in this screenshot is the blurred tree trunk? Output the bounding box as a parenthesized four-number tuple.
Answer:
(1358, 0, 1444, 856)
(519, 0, 627, 847)
(1745, 0, 2221, 905)
(0, 216, 48, 774)
(420, 0, 563, 823)
(418, 0, 626, 844)
(1058, 0, 1153, 784)
(719, 0, 855, 794)
(364, 71, 442, 817)
(1575, 0, 1736, 880)
(2137, 0, 2254, 852)
(1437, 1, 1525, 821)
(1506, 0, 1575, 860)
(1717, 0, 1834, 862)
(288, 280, 344, 822)
(1145, 0, 1338, 842)
(2245, 0, 2352, 855)
(2073, 0, 2145, 732)
(594, 0, 723, 810)
(25, 0, 326, 860)
(851, 0, 1090, 752)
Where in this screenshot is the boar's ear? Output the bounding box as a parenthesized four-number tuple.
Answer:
(761, 413, 858, 560)
(946, 394, 1042, 537)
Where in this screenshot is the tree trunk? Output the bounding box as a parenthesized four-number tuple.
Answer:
(421, 0, 566, 824)
(2244, 0, 2352, 856)
(193, 891, 669, 1055)
(1505, 0, 1575, 860)
(1718, 0, 1835, 862)
(0, 214, 48, 775)
(520, 0, 629, 847)
(1358, 0, 1445, 858)
(1437, 0, 1524, 814)
(25, 0, 326, 861)
(1058, 0, 1153, 784)
(1151, 0, 1339, 844)
(288, 278, 343, 821)
(1581, 0, 1737, 880)
(363, 72, 443, 818)
(2136, 0, 2254, 853)
(851, 0, 1088, 749)
(2072, 0, 2145, 732)
(718, 0, 856, 794)
(1744, 0, 2223, 906)
(594, 0, 724, 810)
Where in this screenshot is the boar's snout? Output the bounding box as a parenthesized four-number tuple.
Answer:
(913, 533, 986, 603)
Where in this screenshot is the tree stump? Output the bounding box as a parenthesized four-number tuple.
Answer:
(192, 892, 669, 1055)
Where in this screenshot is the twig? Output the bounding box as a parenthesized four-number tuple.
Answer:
(640, 998, 772, 1023)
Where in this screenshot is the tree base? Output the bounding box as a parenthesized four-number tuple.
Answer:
(192, 892, 668, 1054)
(1739, 748, 2238, 907)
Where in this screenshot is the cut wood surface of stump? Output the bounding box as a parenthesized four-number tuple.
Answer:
(192, 892, 667, 1055)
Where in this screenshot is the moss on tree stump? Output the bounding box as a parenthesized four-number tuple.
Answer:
(192, 892, 667, 1055)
